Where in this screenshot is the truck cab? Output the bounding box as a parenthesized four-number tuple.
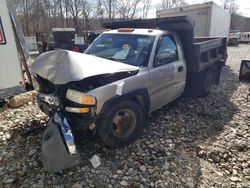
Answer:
(85, 28, 187, 112)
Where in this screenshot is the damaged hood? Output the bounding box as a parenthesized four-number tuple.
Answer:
(31, 50, 139, 85)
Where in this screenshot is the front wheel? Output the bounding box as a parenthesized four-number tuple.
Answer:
(97, 100, 144, 147)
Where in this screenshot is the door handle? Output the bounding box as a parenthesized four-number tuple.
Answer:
(178, 66, 183, 72)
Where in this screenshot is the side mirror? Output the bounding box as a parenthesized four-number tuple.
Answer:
(239, 60, 250, 82)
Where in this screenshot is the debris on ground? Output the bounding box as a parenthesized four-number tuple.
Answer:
(89, 155, 101, 169)
(7, 90, 36, 108)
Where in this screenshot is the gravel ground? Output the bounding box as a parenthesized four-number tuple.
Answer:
(0, 45, 250, 188)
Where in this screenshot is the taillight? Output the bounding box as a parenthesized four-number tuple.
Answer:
(0, 18, 6, 45)
(72, 47, 80, 52)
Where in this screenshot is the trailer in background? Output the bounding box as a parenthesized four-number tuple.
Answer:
(240, 32, 250, 43)
(156, 1, 231, 38)
(228, 30, 240, 45)
(0, 0, 33, 100)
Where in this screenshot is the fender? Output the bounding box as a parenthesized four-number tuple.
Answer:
(99, 88, 150, 118)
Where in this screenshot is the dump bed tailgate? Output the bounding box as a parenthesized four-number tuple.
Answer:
(191, 37, 227, 72)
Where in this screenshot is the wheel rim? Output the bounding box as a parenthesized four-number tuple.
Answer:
(112, 109, 136, 138)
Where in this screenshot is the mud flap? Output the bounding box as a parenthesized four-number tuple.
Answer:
(42, 113, 81, 173)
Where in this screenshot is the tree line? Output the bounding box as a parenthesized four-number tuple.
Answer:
(13, 0, 235, 36)
(13, 0, 190, 36)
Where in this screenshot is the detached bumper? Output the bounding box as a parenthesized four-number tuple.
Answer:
(42, 112, 80, 172)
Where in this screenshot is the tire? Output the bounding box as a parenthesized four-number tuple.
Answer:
(199, 69, 213, 97)
(97, 100, 144, 147)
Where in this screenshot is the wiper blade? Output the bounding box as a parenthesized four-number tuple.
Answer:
(106, 57, 120, 61)
(102, 56, 124, 63)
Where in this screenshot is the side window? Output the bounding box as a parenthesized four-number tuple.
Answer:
(154, 35, 179, 67)
(0, 17, 6, 45)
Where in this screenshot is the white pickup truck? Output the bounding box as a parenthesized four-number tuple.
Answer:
(31, 16, 227, 172)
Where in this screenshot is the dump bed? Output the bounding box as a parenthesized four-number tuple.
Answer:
(102, 16, 227, 73)
(192, 37, 227, 72)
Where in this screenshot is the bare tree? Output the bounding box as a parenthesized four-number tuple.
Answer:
(58, 0, 65, 26)
(115, 0, 141, 19)
(14, 0, 36, 35)
(96, 0, 104, 20)
(221, 0, 239, 13)
(66, 0, 84, 31)
(82, 0, 92, 31)
(160, 0, 187, 9)
(141, 0, 151, 18)
(102, 0, 116, 20)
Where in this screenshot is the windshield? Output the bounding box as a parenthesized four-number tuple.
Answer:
(85, 33, 155, 66)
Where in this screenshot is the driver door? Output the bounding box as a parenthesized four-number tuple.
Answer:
(149, 35, 180, 111)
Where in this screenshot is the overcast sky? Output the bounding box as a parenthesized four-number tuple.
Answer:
(147, 0, 250, 18)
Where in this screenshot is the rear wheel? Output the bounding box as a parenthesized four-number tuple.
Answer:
(97, 100, 144, 147)
(199, 69, 213, 97)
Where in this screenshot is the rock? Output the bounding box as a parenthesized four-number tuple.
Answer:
(197, 150, 206, 158)
(89, 155, 101, 168)
(163, 170, 170, 176)
(148, 168, 154, 174)
(186, 181, 195, 188)
(8, 91, 35, 108)
(132, 182, 140, 188)
(72, 182, 82, 188)
(4, 178, 15, 184)
(134, 176, 140, 181)
(128, 168, 133, 174)
(120, 180, 128, 186)
(142, 171, 149, 178)
(28, 149, 37, 156)
(235, 141, 247, 152)
(36, 180, 44, 188)
(244, 176, 250, 181)
(230, 177, 242, 182)
(211, 155, 221, 163)
(186, 177, 194, 182)
(163, 161, 169, 170)
(233, 169, 238, 176)
(117, 170, 123, 174)
(139, 165, 146, 172)
(215, 171, 224, 176)
(148, 144, 154, 148)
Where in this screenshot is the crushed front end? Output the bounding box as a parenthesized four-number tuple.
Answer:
(30, 50, 139, 172)
(35, 75, 98, 172)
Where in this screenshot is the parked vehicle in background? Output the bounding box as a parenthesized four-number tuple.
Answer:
(36, 28, 99, 54)
(24, 36, 38, 52)
(0, 0, 33, 100)
(239, 60, 250, 82)
(228, 30, 240, 45)
(156, 1, 231, 38)
(31, 16, 227, 172)
(240, 32, 250, 43)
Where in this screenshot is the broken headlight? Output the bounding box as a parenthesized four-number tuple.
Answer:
(65, 89, 96, 113)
